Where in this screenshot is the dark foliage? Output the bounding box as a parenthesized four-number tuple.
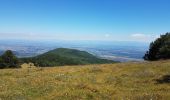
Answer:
(156, 75, 170, 84)
(0, 50, 20, 69)
(144, 32, 170, 60)
(21, 48, 115, 67)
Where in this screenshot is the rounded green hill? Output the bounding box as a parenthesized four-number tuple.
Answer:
(21, 48, 115, 67)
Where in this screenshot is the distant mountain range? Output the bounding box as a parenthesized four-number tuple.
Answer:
(21, 48, 115, 67)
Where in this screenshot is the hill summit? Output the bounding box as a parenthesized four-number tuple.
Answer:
(21, 48, 114, 67)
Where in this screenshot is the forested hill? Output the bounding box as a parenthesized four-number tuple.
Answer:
(21, 48, 115, 67)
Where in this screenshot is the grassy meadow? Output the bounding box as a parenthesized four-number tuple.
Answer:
(0, 60, 170, 100)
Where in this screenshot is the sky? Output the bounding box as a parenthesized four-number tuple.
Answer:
(0, 0, 170, 42)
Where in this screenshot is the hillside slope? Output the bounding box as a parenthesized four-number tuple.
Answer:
(0, 60, 170, 99)
(21, 48, 114, 67)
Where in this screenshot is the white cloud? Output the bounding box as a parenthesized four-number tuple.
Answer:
(130, 33, 159, 42)
(104, 34, 110, 38)
(131, 33, 147, 37)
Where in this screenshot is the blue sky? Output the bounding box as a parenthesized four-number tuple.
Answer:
(0, 0, 169, 42)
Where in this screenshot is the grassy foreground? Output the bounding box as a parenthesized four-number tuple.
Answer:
(0, 60, 170, 100)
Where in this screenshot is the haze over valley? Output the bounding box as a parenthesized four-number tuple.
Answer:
(0, 40, 148, 62)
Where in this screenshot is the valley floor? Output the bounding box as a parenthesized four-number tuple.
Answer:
(0, 60, 170, 100)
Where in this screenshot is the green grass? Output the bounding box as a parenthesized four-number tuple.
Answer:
(0, 60, 170, 100)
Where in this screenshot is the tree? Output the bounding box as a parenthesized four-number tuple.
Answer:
(0, 57, 6, 69)
(144, 32, 170, 61)
(0, 50, 20, 68)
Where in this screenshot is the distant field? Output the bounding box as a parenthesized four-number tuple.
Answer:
(0, 60, 170, 100)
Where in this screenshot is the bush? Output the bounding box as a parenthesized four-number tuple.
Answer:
(0, 50, 20, 69)
(144, 32, 170, 61)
